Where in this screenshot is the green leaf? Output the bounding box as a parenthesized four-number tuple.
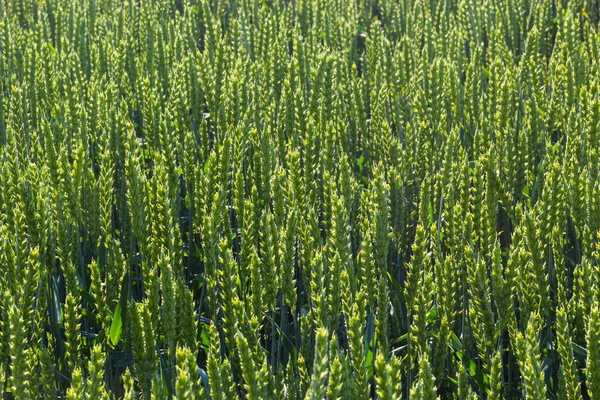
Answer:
(51, 276, 62, 325)
(109, 303, 123, 347)
(156, 345, 174, 395)
(390, 333, 408, 347)
(427, 306, 437, 323)
(200, 324, 211, 349)
(448, 333, 487, 389)
(49, 276, 65, 361)
(357, 154, 365, 171)
(264, 313, 298, 370)
(110, 272, 130, 348)
(450, 331, 463, 351)
(572, 343, 587, 361)
(364, 312, 376, 380)
(192, 274, 205, 291)
(429, 200, 434, 226)
(456, 349, 487, 390)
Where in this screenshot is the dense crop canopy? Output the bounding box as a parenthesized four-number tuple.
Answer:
(0, 0, 599, 398)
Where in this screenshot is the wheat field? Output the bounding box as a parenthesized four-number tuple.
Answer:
(0, 0, 599, 398)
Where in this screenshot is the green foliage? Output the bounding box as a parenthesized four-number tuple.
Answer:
(0, 0, 599, 398)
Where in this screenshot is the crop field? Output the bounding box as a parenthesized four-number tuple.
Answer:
(1, 0, 600, 398)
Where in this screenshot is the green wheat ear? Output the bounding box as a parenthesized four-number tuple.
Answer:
(8, 301, 31, 398)
(122, 367, 137, 400)
(410, 350, 439, 400)
(305, 328, 331, 400)
(586, 302, 600, 400)
(66, 368, 85, 400)
(556, 306, 582, 400)
(487, 349, 504, 400)
(175, 346, 201, 399)
(87, 344, 110, 400)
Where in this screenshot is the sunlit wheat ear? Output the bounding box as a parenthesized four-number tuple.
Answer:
(487, 349, 504, 400)
(175, 346, 201, 399)
(586, 302, 600, 400)
(66, 368, 85, 400)
(410, 350, 439, 400)
(207, 323, 236, 400)
(515, 314, 546, 399)
(87, 344, 110, 400)
(556, 306, 582, 400)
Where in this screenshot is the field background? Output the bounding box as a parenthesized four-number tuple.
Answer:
(0, 0, 599, 398)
